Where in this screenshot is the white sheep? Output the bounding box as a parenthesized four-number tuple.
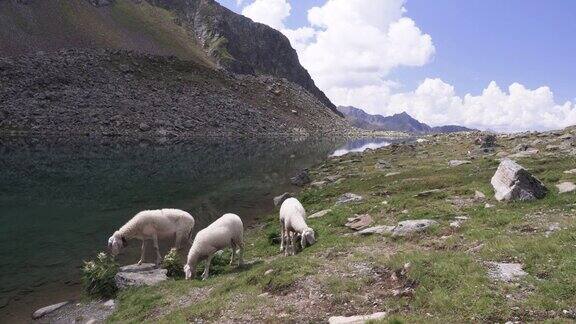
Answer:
(184, 213, 244, 280)
(279, 198, 315, 256)
(108, 209, 195, 265)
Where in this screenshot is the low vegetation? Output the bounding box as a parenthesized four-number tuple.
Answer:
(110, 129, 576, 323)
(81, 252, 119, 299)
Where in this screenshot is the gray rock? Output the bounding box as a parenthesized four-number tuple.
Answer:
(309, 209, 331, 219)
(546, 144, 561, 151)
(385, 172, 401, 177)
(355, 225, 395, 235)
(392, 219, 438, 237)
(138, 122, 151, 132)
(556, 182, 576, 194)
(32, 301, 70, 319)
(491, 159, 547, 201)
(474, 190, 486, 200)
(328, 312, 387, 324)
(115, 265, 167, 289)
(479, 134, 496, 148)
(559, 133, 573, 140)
(374, 159, 391, 170)
(508, 147, 539, 158)
(290, 169, 311, 187)
(564, 168, 576, 174)
(487, 262, 527, 282)
(310, 181, 327, 188)
(119, 263, 158, 273)
(345, 214, 373, 231)
(335, 193, 364, 205)
(273, 192, 293, 207)
(414, 189, 443, 197)
(325, 175, 342, 182)
(449, 160, 471, 167)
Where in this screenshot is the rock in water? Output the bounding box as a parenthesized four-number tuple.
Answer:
(556, 182, 576, 194)
(115, 263, 167, 289)
(32, 301, 70, 319)
(290, 169, 311, 187)
(329, 312, 387, 324)
(490, 159, 547, 201)
(273, 192, 293, 207)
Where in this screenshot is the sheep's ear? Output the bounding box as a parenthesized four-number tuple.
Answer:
(121, 236, 128, 247)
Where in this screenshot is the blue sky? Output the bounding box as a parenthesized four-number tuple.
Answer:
(218, 0, 576, 131)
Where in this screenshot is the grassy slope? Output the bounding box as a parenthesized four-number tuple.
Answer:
(110, 131, 576, 323)
(0, 0, 212, 66)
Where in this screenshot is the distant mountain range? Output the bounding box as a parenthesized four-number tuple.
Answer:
(337, 106, 475, 134)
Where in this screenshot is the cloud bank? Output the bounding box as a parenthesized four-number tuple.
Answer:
(240, 0, 576, 132)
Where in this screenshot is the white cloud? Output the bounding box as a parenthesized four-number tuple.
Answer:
(385, 79, 576, 132)
(238, 0, 576, 132)
(241, 0, 291, 30)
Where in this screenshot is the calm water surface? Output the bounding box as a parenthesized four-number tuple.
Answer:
(0, 136, 396, 321)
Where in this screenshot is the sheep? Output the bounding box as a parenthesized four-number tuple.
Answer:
(108, 209, 195, 265)
(279, 197, 315, 256)
(184, 213, 244, 280)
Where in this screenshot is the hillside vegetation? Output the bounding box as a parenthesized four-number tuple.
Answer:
(107, 128, 576, 323)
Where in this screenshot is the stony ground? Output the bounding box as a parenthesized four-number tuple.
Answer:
(108, 128, 576, 323)
(0, 49, 352, 139)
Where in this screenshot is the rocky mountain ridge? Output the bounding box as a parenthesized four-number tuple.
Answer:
(0, 0, 338, 115)
(338, 106, 474, 134)
(0, 49, 349, 138)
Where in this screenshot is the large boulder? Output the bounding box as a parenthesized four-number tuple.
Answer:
(115, 263, 167, 289)
(273, 192, 293, 207)
(490, 159, 547, 201)
(290, 169, 311, 187)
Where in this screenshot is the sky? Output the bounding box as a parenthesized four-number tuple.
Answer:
(217, 0, 576, 132)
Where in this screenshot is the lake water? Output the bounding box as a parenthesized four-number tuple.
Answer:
(0, 136, 395, 321)
(330, 138, 392, 157)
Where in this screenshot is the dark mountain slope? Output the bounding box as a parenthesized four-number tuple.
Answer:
(0, 0, 337, 114)
(0, 49, 349, 138)
(338, 106, 474, 133)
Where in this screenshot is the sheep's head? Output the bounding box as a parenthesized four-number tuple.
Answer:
(301, 228, 316, 249)
(108, 232, 127, 256)
(184, 263, 196, 280)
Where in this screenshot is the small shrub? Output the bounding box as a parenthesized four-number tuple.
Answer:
(81, 252, 119, 298)
(162, 248, 184, 278)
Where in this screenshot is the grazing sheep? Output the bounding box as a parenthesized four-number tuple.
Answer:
(108, 209, 195, 265)
(184, 213, 244, 280)
(279, 198, 315, 256)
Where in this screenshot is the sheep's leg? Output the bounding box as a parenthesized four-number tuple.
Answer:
(279, 221, 285, 252)
(152, 234, 161, 265)
(174, 231, 183, 251)
(229, 243, 236, 266)
(138, 240, 146, 265)
(202, 254, 214, 280)
(290, 232, 297, 256)
(286, 232, 294, 256)
(237, 241, 244, 266)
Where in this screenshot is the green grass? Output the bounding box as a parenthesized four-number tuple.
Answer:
(110, 132, 576, 322)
